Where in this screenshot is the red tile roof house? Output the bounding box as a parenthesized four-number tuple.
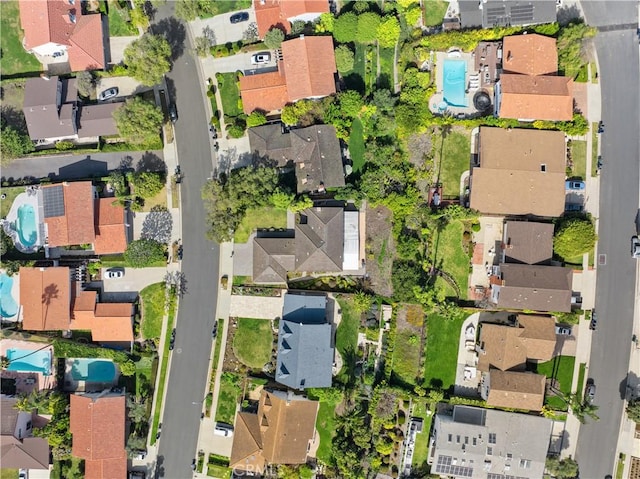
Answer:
(40, 182, 129, 254)
(70, 393, 127, 479)
(254, 0, 329, 38)
(239, 35, 337, 114)
(19, 0, 107, 72)
(20, 266, 135, 350)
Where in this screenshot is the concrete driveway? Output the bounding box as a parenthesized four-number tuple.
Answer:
(102, 267, 167, 293)
(189, 9, 256, 45)
(97, 76, 149, 100)
(109, 35, 139, 65)
(200, 51, 277, 76)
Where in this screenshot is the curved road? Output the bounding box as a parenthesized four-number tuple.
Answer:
(576, 2, 640, 477)
(152, 5, 221, 479)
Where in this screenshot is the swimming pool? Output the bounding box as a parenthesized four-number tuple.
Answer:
(0, 273, 18, 318)
(17, 204, 37, 248)
(6, 348, 52, 375)
(71, 359, 117, 383)
(443, 59, 468, 107)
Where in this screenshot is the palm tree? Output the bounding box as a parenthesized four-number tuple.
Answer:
(566, 393, 599, 423)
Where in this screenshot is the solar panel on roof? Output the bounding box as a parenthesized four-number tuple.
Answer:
(42, 185, 65, 218)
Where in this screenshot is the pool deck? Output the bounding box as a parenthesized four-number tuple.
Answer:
(1, 187, 44, 254)
(63, 358, 120, 392)
(430, 51, 480, 116)
(0, 339, 56, 393)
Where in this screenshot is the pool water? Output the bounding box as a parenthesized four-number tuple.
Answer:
(17, 204, 37, 248)
(0, 273, 18, 318)
(443, 59, 468, 107)
(6, 348, 52, 375)
(71, 359, 117, 383)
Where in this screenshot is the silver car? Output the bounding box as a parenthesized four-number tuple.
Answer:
(98, 87, 119, 101)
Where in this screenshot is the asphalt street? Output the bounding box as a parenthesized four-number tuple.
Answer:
(153, 5, 221, 479)
(575, 2, 640, 477)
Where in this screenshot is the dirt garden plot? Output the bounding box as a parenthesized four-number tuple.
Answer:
(391, 304, 426, 387)
(365, 205, 395, 297)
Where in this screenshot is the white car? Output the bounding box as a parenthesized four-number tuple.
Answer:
(214, 424, 234, 437)
(251, 52, 271, 65)
(105, 268, 124, 279)
(18, 470, 28, 479)
(555, 326, 572, 336)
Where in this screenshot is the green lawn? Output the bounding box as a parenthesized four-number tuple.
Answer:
(207, 464, 231, 478)
(0, 186, 25, 219)
(343, 42, 367, 94)
(349, 118, 365, 173)
(577, 362, 586, 395)
(0, 1, 42, 76)
(215, 373, 242, 425)
(391, 329, 422, 386)
(102, 254, 167, 268)
(218, 72, 242, 118)
(0, 469, 18, 479)
(107, 0, 138, 36)
(536, 355, 576, 410)
(135, 355, 155, 398)
(234, 206, 287, 243)
(423, 312, 466, 391)
(570, 140, 587, 180)
(591, 124, 599, 177)
(315, 395, 342, 463)
(233, 318, 273, 369)
(411, 399, 433, 469)
(204, 0, 251, 16)
(335, 297, 360, 378)
(433, 220, 469, 298)
(140, 283, 165, 339)
(378, 47, 395, 90)
(435, 131, 470, 198)
(423, 0, 449, 26)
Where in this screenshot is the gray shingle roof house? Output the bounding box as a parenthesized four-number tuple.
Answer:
(248, 124, 345, 193)
(502, 221, 554, 265)
(23, 76, 121, 142)
(0, 398, 50, 470)
(428, 405, 552, 479)
(253, 236, 296, 284)
(276, 293, 334, 390)
(458, 0, 557, 29)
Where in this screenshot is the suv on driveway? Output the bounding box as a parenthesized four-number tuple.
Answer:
(251, 52, 271, 64)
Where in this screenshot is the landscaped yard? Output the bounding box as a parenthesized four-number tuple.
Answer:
(433, 220, 469, 298)
(0, 469, 18, 479)
(107, 0, 138, 36)
(423, 312, 466, 391)
(0, 1, 42, 76)
(314, 394, 342, 463)
(391, 329, 422, 386)
(0, 186, 25, 219)
(215, 373, 242, 425)
(411, 399, 433, 469)
(423, 0, 449, 26)
(135, 355, 155, 398)
(140, 283, 165, 339)
(536, 355, 576, 410)
(378, 47, 395, 90)
(335, 296, 360, 382)
(141, 185, 168, 212)
(570, 140, 587, 180)
(434, 130, 470, 198)
(349, 118, 365, 173)
(232, 318, 273, 369)
(204, 0, 251, 16)
(234, 206, 287, 243)
(218, 72, 242, 118)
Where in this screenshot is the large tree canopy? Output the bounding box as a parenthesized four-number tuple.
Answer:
(553, 216, 597, 260)
(113, 97, 164, 145)
(124, 239, 166, 267)
(334, 45, 355, 73)
(124, 33, 172, 86)
(377, 16, 401, 48)
(356, 12, 381, 44)
(333, 12, 358, 43)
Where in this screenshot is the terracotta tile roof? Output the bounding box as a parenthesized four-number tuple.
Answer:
(43, 182, 96, 247)
(469, 127, 566, 217)
(503, 221, 554, 265)
(502, 34, 558, 76)
(280, 0, 329, 18)
(71, 304, 133, 344)
(72, 290, 96, 312)
(19, 267, 71, 331)
(254, 0, 329, 38)
(499, 74, 574, 121)
(487, 370, 546, 411)
(93, 198, 127, 255)
(281, 36, 336, 102)
(240, 71, 288, 114)
(70, 394, 126, 479)
(19, 0, 105, 71)
(230, 412, 265, 472)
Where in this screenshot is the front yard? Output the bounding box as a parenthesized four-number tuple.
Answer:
(232, 318, 273, 369)
(570, 139, 587, 180)
(423, 311, 466, 391)
(106, 0, 138, 36)
(0, 1, 42, 76)
(536, 355, 576, 410)
(215, 372, 242, 425)
(140, 283, 165, 339)
(217, 72, 242, 119)
(234, 206, 287, 243)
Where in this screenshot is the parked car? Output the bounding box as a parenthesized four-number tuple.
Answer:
(251, 52, 271, 64)
(597, 121, 605, 133)
(191, 459, 197, 470)
(565, 203, 583, 212)
(135, 450, 147, 460)
(220, 275, 229, 290)
(98, 87, 119, 101)
(214, 423, 234, 437)
(585, 379, 596, 402)
(597, 155, 603, 171)
(555, 326, 572, 336)
(632, 236, 640, 258)
(565, 180, 586, 190)
(105, 268, 124, 279)
(589, 310, 598, 331)
(168, 103, 178, 123)
(18, 470, 27, 479)
(230, 11, 249, 23)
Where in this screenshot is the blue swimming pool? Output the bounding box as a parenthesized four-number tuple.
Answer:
(443, 59, 468, 107)
(71, 359, 117, 383)
(0, 273, 18, 318)
(6, 348, 51, 375)
(17, 204, 37, 248)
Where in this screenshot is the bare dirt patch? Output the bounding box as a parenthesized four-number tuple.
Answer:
(365, 204, 395, 297)
(396, 303, 425, 334)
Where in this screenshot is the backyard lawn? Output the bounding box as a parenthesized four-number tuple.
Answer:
(411, 399, 433, 469)
(435, 130, 470, 199)
(378, 47, 395, 90)
(349, 118, 365, 173)
(218, 73, 242, 118)
(423, 312, 466, 391)
(0, 1, 42, 76)
(423, 0, 449, 26)
(336, 297, 360, 369)
(433, 220, 469, 298)
(234, 206, 287, 243)
(0, 186, 25, 219)
(215, 373, 242, 425)
(314, 395, 342, 464)
(391, 329, 422, 386)
(570, 140, 587, 180)
(536, 355, 576, 410)
(107, 0, 138, 36)
(232, 318, 273, 369)
(140, 283, 165, 339)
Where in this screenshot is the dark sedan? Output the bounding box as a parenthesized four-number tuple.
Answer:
(230, 11, 249, 23)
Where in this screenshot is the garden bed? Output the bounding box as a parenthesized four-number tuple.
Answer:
(364, 205, 395, 297)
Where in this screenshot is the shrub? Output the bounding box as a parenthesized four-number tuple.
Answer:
(55, 141, 75, 151)
(553, 216, 597, 259)
(227, 124, 245, 138)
